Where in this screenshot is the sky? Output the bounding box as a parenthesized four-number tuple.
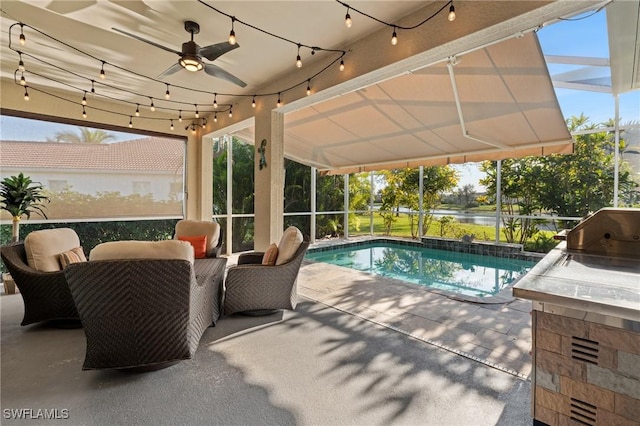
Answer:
(2, 6, 638, 190)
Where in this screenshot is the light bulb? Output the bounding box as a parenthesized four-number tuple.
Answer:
(82, 107, 87, 118)
(179, 111, 183, 122)
(448, 5, 456, 22)
(228, 109, 233, 118)
(214, 113, 218, 123)
(18, 59, 25, 72)
(191, 126, 196, 135)
(100, 63, 106, 80)
(24, 88, 29, 101)
(91, 80, 95, 94)
(228, 29, 236, 45)
(135, 105, 140, 117)
(20, 74, 26, 86)
(82, 92, 87, 105)
(391, 29, 398, 46)
(202, 122, 206, 129)
(170, 120, 174, 130)
(277, 94, 281, 108)
(345, 12, 352, 28)
(195, 106, 199, 118)
(129, 117, 133, 128)
(213, 94, 218, 109)
(165, 85, 170, 99)
(340, 59, 345, 72)
(149, 99, 155, 112)
(19, 25, 26, 46)
(296, 55, 302, 68)
(252, 96, 256, 108)
(306, 82, 311, 96)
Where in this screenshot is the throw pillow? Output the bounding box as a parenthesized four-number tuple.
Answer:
(178, 235, 208, 259)
(59, 247, 87, 268)
(275, 226, 303, 265)
(262, 243, 279, 265)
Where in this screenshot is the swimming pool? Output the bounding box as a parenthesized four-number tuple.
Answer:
(305, 241, 538, 298)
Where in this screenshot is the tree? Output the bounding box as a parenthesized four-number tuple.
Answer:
(380, 166, 458, 237)
(0, 173, 50, 241)
(480, 114, 638, 240)
(456, 184, 477, 207)
(49, 127, 115, 144)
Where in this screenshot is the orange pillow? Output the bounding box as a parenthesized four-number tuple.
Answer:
(178, 235, 208, 259)
(262, 243, 279, 265)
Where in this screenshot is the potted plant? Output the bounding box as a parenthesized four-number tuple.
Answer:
(1, 173, 50, 242)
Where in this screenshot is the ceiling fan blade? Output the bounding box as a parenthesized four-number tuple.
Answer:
(111, 27, 181, 56)
(198, 41, 240, 62)
(157, 62, 183, 79)
(204, 63, 247, 88)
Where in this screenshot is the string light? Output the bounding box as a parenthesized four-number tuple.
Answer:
(170, 120, 174, 130)
(10, 21, 346, 118)
(228, 107, 233, 118)
(19, 73, 26, 86)
(19, 24, 26, 46)
(391, 27, 398, 45)
(82, 106, 87, 118)
(228, 17, 236, 45)
(191, 125, 197, 134)
(306, 80, 311, 96)
(128, 116, 133, 128)
(81, 91, 87, 105)
(135, 104, 140, 116)
(277, 93, 281, 107)
(252, 96, 256, 108)
(213, 93, 218, 108)
(296, 44, 302, 68)
(23, 86, 29, 101)
(18, 52, 25, 72)
(340, 59, 345, 71)
(194, 104, 199, 118)
(345, 8, 352, 28)
(448, 3, 456, 21)
(99, 61, 106, 79)
(165, 84, 170, 99)
(149, 97, 155, 112)
(214, 113, 218, 123)
(178, 110, 183, 122)
(201, 120, 206, 129)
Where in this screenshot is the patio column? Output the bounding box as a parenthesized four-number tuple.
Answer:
(254, 110, 285, 250)
(185, 130, 213, 221)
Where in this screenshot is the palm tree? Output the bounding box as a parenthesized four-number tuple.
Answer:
(0, 173, 50, 242)
(49, 127, 115, 144)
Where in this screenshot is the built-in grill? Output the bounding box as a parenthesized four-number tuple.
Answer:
(512, 208, 640, 426)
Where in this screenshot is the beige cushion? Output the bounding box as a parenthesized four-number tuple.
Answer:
(174, 220, 220, 257)
(59, 247, 87, 269)
(262, 243, 279, 265)
(90, 240, 195, 264)
(24, 228, 81, 272)
(275, 226, 303, 265)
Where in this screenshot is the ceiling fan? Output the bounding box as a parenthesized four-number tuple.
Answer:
(112, 20, 246, 87)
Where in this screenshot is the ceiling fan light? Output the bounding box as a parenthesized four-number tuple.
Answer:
(180, 55, 203, 72)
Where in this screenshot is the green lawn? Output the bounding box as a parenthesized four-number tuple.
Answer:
(347, 212, 559, 252)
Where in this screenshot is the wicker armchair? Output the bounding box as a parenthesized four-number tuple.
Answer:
(223, 237, 310, 316)
(1, 243, 79, 326)
(64, 256, 227, 370)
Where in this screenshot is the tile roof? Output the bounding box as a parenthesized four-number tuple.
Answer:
(0, 137, 184, 171)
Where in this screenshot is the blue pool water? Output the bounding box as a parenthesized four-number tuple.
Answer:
(305, 242, 537, 297)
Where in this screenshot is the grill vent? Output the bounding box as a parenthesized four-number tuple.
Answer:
(571, 336, 599, 365)
(570, 398, 597, 425)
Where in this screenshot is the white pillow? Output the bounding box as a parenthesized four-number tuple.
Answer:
(24, 228, 81, 272)
(90, 240, 194, 264)
(275, 226, 303, 265)
(174, 220, 220, 257)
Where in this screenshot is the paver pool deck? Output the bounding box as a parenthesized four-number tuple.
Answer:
(228, 240, 534, 379)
